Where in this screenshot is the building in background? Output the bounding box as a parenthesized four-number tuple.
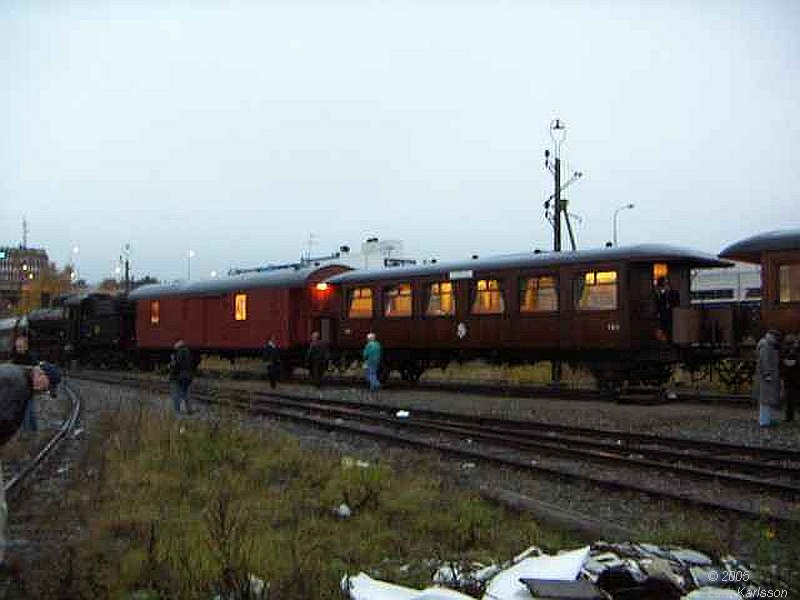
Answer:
(0, 246, 49, 316)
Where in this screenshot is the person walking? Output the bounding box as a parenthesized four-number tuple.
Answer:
(306, 331, 329, 387)
(362, 332, 382, 392)
(168, 340, 194, 414)
(263, 336, 281, 390)
(782, 334, 799, 423)
(755, 330, 781, 427)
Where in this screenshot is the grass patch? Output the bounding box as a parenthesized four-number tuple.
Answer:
(56, 405, 577, 599)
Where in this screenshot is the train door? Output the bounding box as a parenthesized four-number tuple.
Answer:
(319, 317, 333, 345)
(630, 264, 661, 347)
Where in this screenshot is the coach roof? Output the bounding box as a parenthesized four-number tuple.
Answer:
(326, 244, 730, 285)
(719, 229, 800, 263)
(128, 264, 347, 300)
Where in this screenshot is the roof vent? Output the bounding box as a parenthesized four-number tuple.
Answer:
(431, 259, 437, 264)
(534, 249, 542, 254)
(471, 254, 479, 260)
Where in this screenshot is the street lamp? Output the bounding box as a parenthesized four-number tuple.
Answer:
(612, 203, 635, 247)
(187, 250, 195, 280)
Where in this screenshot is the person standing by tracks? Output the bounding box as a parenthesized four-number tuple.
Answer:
(11, 337, 38, 431)
(755, 330, 782, 427)
(306, 331, 329, 388)
(263, 335, 281, 390)
(0, 364, 52, 565)
(168, 340, 194, 414)
(362, 332, 382, 393)
(782, 334, 799, 423)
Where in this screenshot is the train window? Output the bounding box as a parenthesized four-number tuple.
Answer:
(520, 276, 558, 312)
(652, 263, 669, 283)
(384, 283, 412, 317)
(426, 281, 455, 316)
(574, 271, 618, 310)
(348, 287, 373, 318)
(235, 293, 247, 321)
(471, 279, 505, 315)
(150, 300, 160, 325)
(779, 264, 800, 303)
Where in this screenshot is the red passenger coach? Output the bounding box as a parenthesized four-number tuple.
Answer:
(129, 264, 349, 367)
(326, 245, 730, 388)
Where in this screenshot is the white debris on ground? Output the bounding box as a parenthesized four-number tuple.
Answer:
(342, 541, 790, 600)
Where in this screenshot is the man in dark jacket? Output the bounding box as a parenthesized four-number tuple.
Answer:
(782, 334, 799, 423)
(11, 337, 39, 431)
(306, 331, 329, 387)
(0, 363, 52, 563)
(169, 340, 194, 413)
(263, 336, 281, 390)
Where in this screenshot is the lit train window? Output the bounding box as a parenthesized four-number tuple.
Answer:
(384, 283, 412, 317)
(520, 276, 558, 312)
(471, 279, 505, 315)
(426, 281, 455, 316)
(779, 264, 800, 303)
(235, 293, 247, 321)
(348, 287, 373, 318)
(150, 300, 160, 325)
(652, 263, 669, 283)
(574, 271, 618, 310)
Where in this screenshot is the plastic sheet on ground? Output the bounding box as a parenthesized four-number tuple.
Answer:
(343, 573, 476, 600)
(482, 546, 591, 600)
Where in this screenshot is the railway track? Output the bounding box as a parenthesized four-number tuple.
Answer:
(203, 368, 754, 406)
(4, 383, 81, 497)
(73, 371, 799, 526)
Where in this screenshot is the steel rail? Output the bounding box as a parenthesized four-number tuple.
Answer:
(5, 382, 81, 496)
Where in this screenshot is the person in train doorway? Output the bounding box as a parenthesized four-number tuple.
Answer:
(363, 332, 382, 393)
(263, 335, 281, 390)
(781, 334, 799, 423)
(306, 331, 329, 387)
(755, 330, 782, 427)
(653, 277, 675, 342)
(0, 363, 52, 565)
(169, 340, 194, 414)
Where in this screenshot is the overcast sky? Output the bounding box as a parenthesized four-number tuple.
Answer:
(2, 0, 798, 283)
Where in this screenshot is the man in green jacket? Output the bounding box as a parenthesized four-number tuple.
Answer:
(362, 332, 382, 392)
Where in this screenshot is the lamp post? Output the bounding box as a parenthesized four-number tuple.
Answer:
(187, 250, 195, 281)
(612, 203, 635, 247)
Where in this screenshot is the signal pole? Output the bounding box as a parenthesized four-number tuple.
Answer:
(543, 119, 576, 384)
(123, 244, 131, 293)
(550, 119, 566, 251)
(545, 120, 583, 252)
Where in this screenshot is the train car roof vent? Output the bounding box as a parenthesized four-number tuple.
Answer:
(534, 249, 542, 254)
(471, 254, 479, 260)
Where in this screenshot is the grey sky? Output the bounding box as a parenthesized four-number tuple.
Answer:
(2, 1, 798, 283)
